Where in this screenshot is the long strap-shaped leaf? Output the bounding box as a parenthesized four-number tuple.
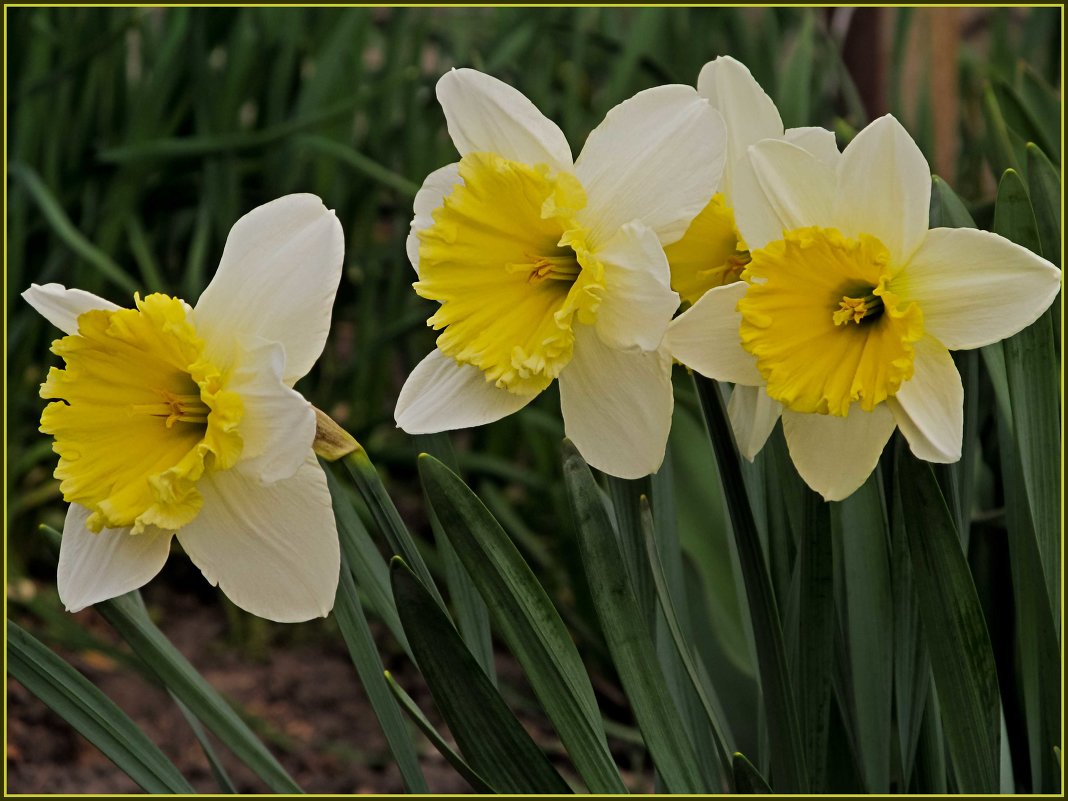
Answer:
(98, 592, 301, 793)
(38, 526, 301, 793)
(383, 671, 495, 793)
(390, 557, 572, 794)
(344, 447, 443, 606)
(417, 434, 497, 684)
(8, 621, 194, 794)
(992, 167, 1061, 793)
(334, 548, 427, 792)
(832, 474, 892, 792)
(639, 497, 733, 788)
(994, 169, 1060, 622)
(562, 442, 706, 793)
(170, 691, 238, 793)
(326, 468, 410, 655)
(733, 751, 774, 793)
(418, 454, 627, 793)
(693, 376, 808, 791)
(896, 454, 1000, 793)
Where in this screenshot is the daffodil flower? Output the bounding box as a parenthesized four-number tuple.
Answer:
(23, 194, 345, 621)
(665, 56, 841, 461)
(664, 56, 839, 306)
(667, 115, 1061, 500)
(395, 68, 726, 478)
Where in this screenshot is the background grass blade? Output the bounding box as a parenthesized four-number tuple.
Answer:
(390, 557, 572, 794)
(8, 621, 195, 794)
(334, 549, 427, 792)
(693, 376, 808, 792)
(895, 454, 1000, 793)
(8, 161, 139, 293)
(562, 441, 706, 793)
(418, 454, 627, 793)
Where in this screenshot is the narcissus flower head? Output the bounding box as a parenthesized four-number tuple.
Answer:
(665, 56, 840, 306)
(395, 68, 726, 478)
(24, 195, 345, 621)
(667, 114, 1060, 500)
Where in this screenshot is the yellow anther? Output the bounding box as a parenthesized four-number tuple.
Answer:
(833, 292, 884, 326)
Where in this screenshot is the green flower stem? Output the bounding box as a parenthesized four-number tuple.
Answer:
(343, 447, 444, 607)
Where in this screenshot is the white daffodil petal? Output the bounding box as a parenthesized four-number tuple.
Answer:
(749, 139, 836, 234)
(575, 85, 725, 248)
(407, 162, 462, 275)
(697, 56, 783, 198)
(897, 227, 1062, 349)
(665, 282, 763, 386)
(229, 339, 316, 484)
(57, 504, 173, 613)
(22, 283, 120, 335)
(559, 327, 673, 479)
(834, 114, 931, 263)
(886, 336, 963, 463)
(437, 69, 573, 172)
(177, 456, 339, 623)
(593, 222, 679, 352)
(730, 153, 785, 252)
(193, 194, 344, 386)
(395, 349, 537, 434)
(728, 385, 783, 461)
(782, 404, 897, 501)
(784, 126, 841, 168)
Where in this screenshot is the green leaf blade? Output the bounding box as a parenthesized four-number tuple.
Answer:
(390, 557, 572, 794)
(8, 621, 195, 794)
(418, 454, 627, 793)
(896, 456, 1000, 793)
(562, 441, 706, 793)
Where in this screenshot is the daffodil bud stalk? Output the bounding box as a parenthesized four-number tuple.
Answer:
(312, 406, 359, 461)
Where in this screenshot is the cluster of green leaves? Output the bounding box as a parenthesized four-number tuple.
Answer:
(7, 6, 1060, 795)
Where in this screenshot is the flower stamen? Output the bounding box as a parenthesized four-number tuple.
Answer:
(833, 292, 884, 325)
(132, 391, 211, 429)
(525, 254, 583, 283)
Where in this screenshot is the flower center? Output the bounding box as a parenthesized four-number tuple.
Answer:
(131, 391, 212, 428)
(832, 291, 884, 325)
(664, 192, 750, 306)
(738, 226, 924, 416)
(41, 293, 244, 533)
(415, 152, 604, 396)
